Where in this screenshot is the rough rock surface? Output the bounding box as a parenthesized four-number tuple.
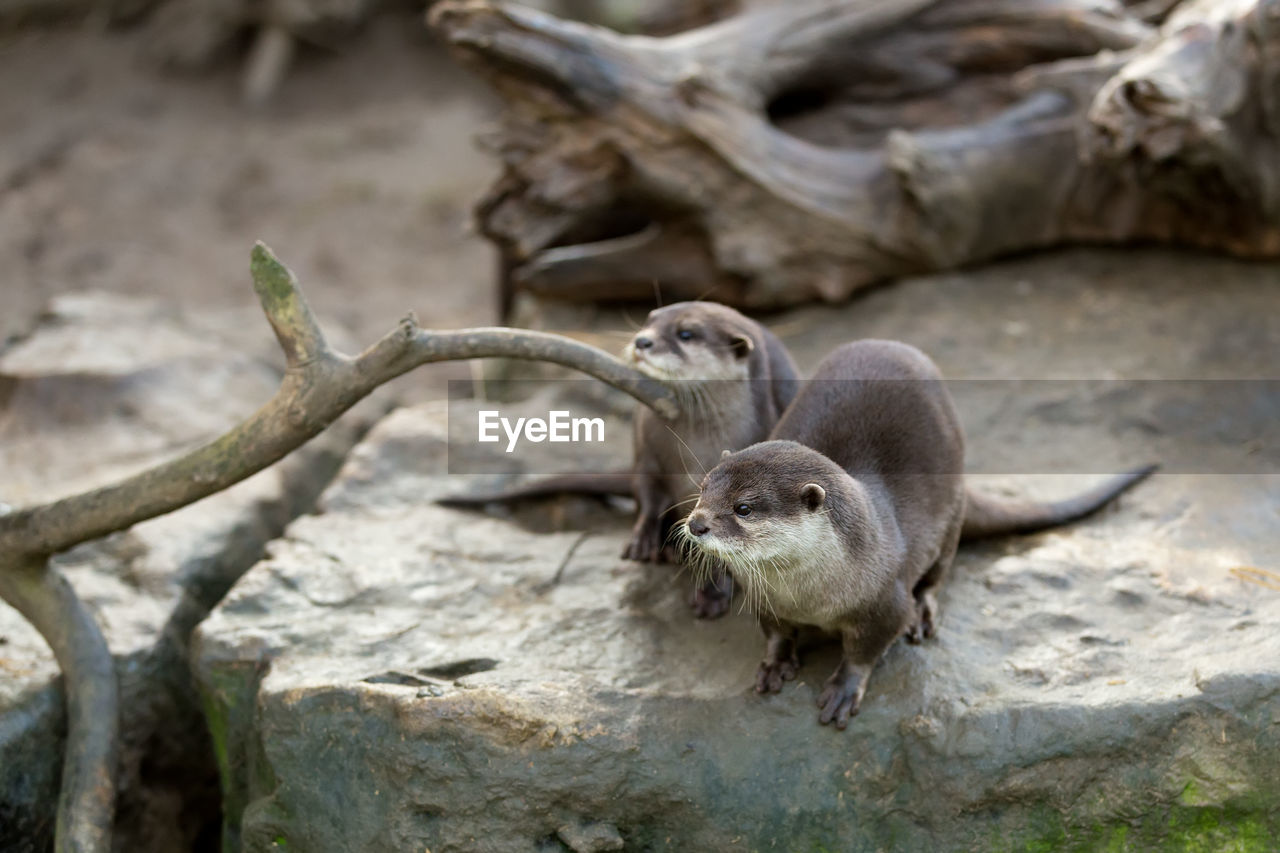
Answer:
(197, 249, 1280, 852)
(0, 293, 375, 852)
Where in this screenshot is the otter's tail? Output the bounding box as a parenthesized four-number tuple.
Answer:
(438, 470, 634, 507)
(960, 465, 1157, 541)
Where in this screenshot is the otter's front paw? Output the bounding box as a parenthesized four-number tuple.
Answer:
(817, 668, 866, 729)
(915, 591, 938, 642)
(622, 524, 663, 562)
(906, 591, 938, 644)
(691, 574, 733, 620)
(754, 654, 798, 694)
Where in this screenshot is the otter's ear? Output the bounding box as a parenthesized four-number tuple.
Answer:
(721, 449, 732, 460)
(729, 333, 754, 359)
(800, 483, 825, 511)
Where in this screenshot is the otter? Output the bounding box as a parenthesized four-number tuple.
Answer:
(442, 301, 799, 617)
(682, 340, 1154, 728)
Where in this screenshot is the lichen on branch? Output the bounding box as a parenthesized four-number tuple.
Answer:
(250, 241, 328, 367)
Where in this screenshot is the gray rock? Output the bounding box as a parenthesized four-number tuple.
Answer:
(556, 820, 624, 852)
(0, 292, 375, 852)
(198, 249, 1280, 851)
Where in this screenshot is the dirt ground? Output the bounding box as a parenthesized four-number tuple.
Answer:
(1, 12, 499, 392)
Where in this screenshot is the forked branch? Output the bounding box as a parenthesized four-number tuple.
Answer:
(0, 242, 680, 852)
(0, 243, 678, 561)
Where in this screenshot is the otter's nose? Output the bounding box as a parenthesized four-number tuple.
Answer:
(633, 336, 654, 350)
(687, 513, 710, 537)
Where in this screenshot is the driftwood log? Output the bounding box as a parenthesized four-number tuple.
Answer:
(431, 0, 1280, 312)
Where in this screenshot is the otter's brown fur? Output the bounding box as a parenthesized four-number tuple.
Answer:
(443, 301, 799, 618)
(685, 340, 1153, 727)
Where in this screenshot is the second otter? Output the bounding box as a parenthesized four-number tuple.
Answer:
(683, 340, 1154, 728)
(444, 301, 799, 617)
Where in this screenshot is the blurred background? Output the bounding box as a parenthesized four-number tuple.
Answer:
(2, 3, 506, 393)
(1, 0, 735, 374)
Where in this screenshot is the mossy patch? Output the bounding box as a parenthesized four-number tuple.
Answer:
(997, 802, 1277, 853)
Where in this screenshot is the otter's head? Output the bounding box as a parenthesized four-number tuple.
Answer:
(623, 302, 756, 382)
(682, 441, 842, 570)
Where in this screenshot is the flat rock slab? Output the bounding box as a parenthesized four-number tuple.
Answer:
(198, 362, 1279, 852)
(0, 292, 370, 851)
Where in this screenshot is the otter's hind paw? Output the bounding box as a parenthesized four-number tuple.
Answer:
(755, 655, 798, 694)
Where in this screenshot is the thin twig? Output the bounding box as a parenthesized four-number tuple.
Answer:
(1229, 566, 1280, 592)
(534, 530, 591, 594)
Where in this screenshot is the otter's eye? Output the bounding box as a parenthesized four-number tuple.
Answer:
(677, 329, 695, 341)
(734, 503, 751, 517)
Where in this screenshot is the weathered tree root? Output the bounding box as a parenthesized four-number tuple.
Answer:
(0, 243, 678, 851)
(431, 0, 1280, 311)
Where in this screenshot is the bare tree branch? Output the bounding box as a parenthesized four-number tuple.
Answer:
(0, 241, 680, 852)
(0, 555, 118, 853)
(0, 242, 678, 562)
